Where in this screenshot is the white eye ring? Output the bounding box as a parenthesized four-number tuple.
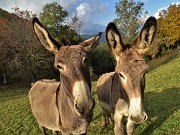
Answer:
(56, 63, 66, 72)
(57, 64, 64, 71)
(119, 72, 125, 79)
(118, 72, 127, 82)
(119, 72, 126, 79)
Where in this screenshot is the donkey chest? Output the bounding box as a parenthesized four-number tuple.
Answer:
(114, 98, 129, 116)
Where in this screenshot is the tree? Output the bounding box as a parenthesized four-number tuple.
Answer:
(114, 0, 147, 44)
(39, 2, 84, 45)
(69, 15, 84, 35)
(11, 7, 37, 20)
(160, 4, 180, 50)
(39, 2, 68, 39)
(89, 44, 115, 77)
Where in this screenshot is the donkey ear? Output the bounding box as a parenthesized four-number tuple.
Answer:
(106, 22, 124, 61)
(80, 32, 102, 52)
(33, 17, 60, 54)
(133, 17, 157, 55)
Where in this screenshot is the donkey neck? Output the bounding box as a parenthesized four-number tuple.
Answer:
(110, 73, 129, 109)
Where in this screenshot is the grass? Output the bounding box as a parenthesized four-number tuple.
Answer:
(0, 55, 180, 135)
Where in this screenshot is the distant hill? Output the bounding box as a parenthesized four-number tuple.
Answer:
(82, 32, 105, 43)
(81, 23, 106, 35)
(80, 22, 106, 42)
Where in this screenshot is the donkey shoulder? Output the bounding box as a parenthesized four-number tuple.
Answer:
(97, 72, 115, 88)
(96, 72, 115, 105)
(28, 79, 61, 130)
(29, 79, 60, 98)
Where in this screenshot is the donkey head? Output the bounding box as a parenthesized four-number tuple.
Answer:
(33, 18, 102, 117)
(106, 17, 157, 124)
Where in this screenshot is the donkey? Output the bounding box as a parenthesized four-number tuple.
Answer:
(96, 17, 157, 135)
(29, 18, 102, 135)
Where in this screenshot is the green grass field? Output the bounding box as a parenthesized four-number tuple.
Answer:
(0, 55, 180, 135)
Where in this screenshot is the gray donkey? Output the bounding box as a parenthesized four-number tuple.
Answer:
(96, 17, 157, 135)
(29, 18, 102, 135)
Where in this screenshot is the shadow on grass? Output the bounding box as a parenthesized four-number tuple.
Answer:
(140, 87, 180, 135)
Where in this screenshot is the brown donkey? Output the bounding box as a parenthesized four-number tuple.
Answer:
(29, 18, 102, 135)
(96, 17, 157, 135)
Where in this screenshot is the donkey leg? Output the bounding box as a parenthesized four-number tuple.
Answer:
(80, 133, 86, 135)
(108, 113, 114, 125)
(126, 117, 134, 135)
(39, 125, 47, 135)
(61, 132, 70, 135)
(101, 108, 108, 128)
(52, 130, 58, 135)
(113, 111, 124, 135)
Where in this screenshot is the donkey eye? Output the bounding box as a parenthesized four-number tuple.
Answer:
(57, 65, 64, 71)
(119, 73, 125, 79)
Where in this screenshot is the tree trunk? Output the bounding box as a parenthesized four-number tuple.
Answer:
(171, 48, 174, 57)
(31, 71, 36, 83)
(2, 63, 7, 84)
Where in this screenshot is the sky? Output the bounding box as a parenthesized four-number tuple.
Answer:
(0, 0, 179, 33)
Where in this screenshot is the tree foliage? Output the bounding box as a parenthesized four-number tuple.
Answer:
(160, 4, 180, 48)
(89, 44, 115, 77)
(147, 4, 180, 59)
(11, 7, 37, 20)
(39, 2, 68, 38)
(39, 2, 83, 44)
(114, 0, 148, 44)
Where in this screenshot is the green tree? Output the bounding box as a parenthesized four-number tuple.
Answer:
(39, 2, 83, 45)
(39, 2, 68, 38)
(89, 44, 115, 77)
(114, 0, 147, 44)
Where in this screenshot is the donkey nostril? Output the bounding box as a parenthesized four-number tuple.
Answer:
(144, 114, 148, 121)
(130, 116, 133, 121)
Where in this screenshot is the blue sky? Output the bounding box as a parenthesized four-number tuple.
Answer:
(0, 0, 179, 28)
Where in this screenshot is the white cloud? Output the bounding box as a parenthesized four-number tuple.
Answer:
(59, 0, 79, 9)
(76, 3, 90, 17)
(172, 2, 180, 5)
(154, 2, 180, 19)
(154, 7, 167, 19)
(75, 0, 108, 24)
(0, 0, 80, 15)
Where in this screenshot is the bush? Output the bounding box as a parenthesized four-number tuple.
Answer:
(89, 43, 115, 78)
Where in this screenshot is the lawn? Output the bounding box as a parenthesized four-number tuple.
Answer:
(0, 55, 180, 135)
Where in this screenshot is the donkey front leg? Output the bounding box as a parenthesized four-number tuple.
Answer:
(113, 111, 124, 135)
(39, 125, 47, 135)
(61, 132, 70, 135)
(52, 130, 58, 135)
(126, 117, 134, 135)
(108, 113, 114, 125)
(80, 133, 86, 135)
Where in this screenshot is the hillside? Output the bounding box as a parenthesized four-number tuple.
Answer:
(0, 8, 55, 83)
